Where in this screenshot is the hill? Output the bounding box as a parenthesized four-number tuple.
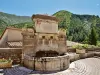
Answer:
(0, 10, 100, 45)
(53, 10, 72, 29)
(53, 10, 100, 44)
(0, 12, 32, 25)
(0, 12, 33, 36)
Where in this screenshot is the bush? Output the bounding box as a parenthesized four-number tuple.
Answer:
(72, 45, 83, 49)
(82, 44, 89, 49)
(72, 44, 89, 49)
(96, 41, 100, 47)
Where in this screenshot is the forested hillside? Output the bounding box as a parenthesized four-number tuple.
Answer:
(53, 10, 100, 44)
(0, 12, 32, 25)
(0, 12, 33, 36)
(0, 10, 100, 45)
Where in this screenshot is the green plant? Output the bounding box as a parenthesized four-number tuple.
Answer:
(82, 44, 89, 49)
(96, 41, 100, 47)
(0, 59, 12, 63)
(72, 44, 89, 50)
(72, 45, 83, 49)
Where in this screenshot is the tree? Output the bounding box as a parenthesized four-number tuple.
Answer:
(59, 18, 67, 29)
(89, 25, 97, 45)
(67, 16, 88, 42)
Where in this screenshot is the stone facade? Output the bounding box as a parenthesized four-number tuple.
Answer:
(22, 14, 69, 71)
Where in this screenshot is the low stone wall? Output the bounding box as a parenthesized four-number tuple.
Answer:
(76, 49, 86, 54)
(0, 48, 22, 64)
(67, 47, 100, 62)
(68, 52, 96, 62)
(67, 48, 76, 52)
(23, 55, 70, 71)
(0, 61, 12, 69)
(67, 48, 100, 53)
(66, 53, 80, 62)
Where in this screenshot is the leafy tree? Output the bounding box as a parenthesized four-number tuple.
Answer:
(53, 10, 71, 29)
(59, 18, 67, 29)
(68, 16, 88, 42)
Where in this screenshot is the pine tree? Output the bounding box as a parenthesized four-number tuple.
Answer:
(89, 25, 97, 45)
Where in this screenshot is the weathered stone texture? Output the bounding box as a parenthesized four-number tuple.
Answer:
(22, 14, 69, 71)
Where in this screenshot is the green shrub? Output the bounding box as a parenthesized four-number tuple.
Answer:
(72, 45, 83, 49)
(82, 44, 89, 49)
(72, 44, 89, 49)
(96, 41, 100, 47)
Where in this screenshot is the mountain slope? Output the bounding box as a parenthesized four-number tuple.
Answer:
(0, 19, 8, 28)
(0, 12, 33, 36)
(53, 10, 72, 29)
(53, 10, 100, 43)
(0, 12, 32, 25)
(0, 10, 100, 44)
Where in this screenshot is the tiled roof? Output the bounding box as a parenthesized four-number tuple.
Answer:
(7, 42, 22, 47)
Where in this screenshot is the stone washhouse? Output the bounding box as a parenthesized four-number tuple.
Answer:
(22, 14, 70, 71)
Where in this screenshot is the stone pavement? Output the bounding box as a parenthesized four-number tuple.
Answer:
(1, 58, 100, 75)
(30, 58, 100, 75)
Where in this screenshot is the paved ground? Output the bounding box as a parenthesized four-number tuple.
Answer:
(1, 58, 100, 75)
(30, 58, 100, 75)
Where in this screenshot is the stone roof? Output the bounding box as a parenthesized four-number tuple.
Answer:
(32, 14, 59, 22)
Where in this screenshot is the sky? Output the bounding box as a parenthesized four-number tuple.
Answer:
(0, 0, 100, 16)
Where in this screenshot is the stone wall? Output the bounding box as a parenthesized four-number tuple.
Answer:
(23, 55, 70, 71)
(0, 48, 22, 64)
(34, 19, 58, 33)
(8, 29, 22, 41)
(22, 31, 67, 56)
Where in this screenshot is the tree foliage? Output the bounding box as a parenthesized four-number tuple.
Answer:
(89, 25, 97, 45)
(53, 10, 71, 29)
(53, 10, 100, 44)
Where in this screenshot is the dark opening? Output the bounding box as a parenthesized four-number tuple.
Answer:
(42, 36, 45, 39)
(60, 35, 63, 38)
(35, 51, 59, 57)
(50, 36, 53, 39)
(30, 35, 34, 38)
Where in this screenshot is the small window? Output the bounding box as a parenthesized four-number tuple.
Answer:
(30, 36, 34, 38)
(60, 35, 63, 38)
(42, 36, 45, 39)
(50, 36, 53, 39)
